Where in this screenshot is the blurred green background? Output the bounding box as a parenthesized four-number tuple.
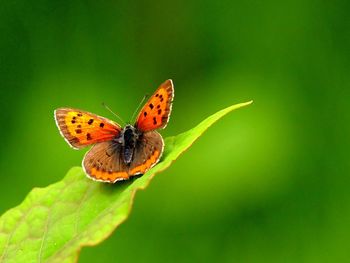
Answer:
(1, 0, 349, 262)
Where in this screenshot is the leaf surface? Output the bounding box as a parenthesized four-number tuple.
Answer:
(0, 101, 252, 263)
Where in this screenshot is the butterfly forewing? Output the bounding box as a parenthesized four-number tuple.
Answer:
(135, 79, 174, 132)
(55, 108, 121, 149)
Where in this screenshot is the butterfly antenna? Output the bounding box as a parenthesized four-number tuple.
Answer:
(101, 102, 126, 125)
(130, 94, 148, 123)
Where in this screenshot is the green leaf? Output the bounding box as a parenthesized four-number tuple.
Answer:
(0, 101, 252, 263)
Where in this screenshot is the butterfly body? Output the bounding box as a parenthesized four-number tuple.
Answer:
(55, 79, 174, 183)
(116, 124, 140, 164)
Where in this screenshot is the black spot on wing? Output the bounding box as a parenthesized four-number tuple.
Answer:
(88, 119, 94, 125)
(70, 137, 79, 144)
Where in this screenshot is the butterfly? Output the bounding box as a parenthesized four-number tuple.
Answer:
(54, 79, 174, 183)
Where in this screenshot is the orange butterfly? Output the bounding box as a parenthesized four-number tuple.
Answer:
(55, 79, 174, 183)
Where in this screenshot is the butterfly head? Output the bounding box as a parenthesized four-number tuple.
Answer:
(123, 124, 139, 135)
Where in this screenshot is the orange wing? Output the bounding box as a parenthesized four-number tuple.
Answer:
(55, 108, 121, 149)
(135, 79, 174, 132)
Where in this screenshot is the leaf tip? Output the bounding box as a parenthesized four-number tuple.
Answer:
(244, 100, 253, 106)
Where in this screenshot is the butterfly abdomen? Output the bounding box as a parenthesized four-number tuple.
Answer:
(122, 125, 140, 164)
(124, 147, 133, 164)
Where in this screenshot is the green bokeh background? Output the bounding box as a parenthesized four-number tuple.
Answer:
(1, 1, 349, 262)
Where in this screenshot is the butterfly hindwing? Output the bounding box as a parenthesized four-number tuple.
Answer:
(135, 79, 174, 132)
(83, 141, 129, 182)
(55, 108, 121, 149)
(129, 131, 164, 175)
(82, 131, 163, 183)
